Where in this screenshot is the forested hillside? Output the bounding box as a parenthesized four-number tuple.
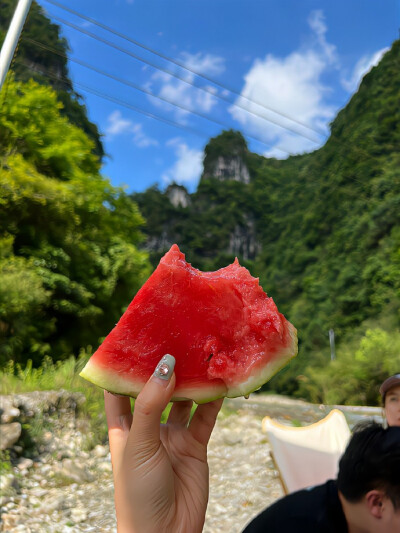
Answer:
(134, 40, 400, 403)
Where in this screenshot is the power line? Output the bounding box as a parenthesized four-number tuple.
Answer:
(22, 36, 291, 155)
(13, 57, 372, 199)
(42, 8, 378, 166)
(43, 0, 326, 139)
(9, 61, 377, 226)
(42, 6, 324, 145)
(3, 0, 377, 192)
(14, 57, 233, 141)
(14, 14, 376, 193)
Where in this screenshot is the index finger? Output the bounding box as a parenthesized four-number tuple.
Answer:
(104, 391, 132, 474)
(104, 390, 132, 431)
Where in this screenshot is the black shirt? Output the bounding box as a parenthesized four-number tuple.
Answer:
(242, 480, 348, 533)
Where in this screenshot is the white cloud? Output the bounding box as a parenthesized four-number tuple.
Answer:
(307, 10, 338, 65)
(79, 20, 93, 29)
(180, 52, 225, 76)
(105, 111, 134, 136)
(341, 47, 389, 93)
(162, 138, 203, 188)
(131, 123, 159, 148)
(147, 52, 225, 120)
(105, 111, 158, 148)
(263, 132, 316, 159)
(229, 10, 338, 157)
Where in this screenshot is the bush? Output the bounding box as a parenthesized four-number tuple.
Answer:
(297, 328, 400, 405)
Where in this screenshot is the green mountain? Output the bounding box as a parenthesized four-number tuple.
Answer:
(0, 0, 104, 158)
(133, 40, 400, 397)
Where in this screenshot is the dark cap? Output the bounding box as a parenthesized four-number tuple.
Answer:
(380, 374, 400, 398)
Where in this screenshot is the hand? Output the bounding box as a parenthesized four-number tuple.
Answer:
(104, 354, 223, 533)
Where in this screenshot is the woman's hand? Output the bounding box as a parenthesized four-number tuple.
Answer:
(104, 354, 223, 533)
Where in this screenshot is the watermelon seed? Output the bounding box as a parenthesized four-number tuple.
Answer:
(207, 353, 214, 362)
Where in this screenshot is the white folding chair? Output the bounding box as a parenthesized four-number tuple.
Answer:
(262, 408, 351, 494)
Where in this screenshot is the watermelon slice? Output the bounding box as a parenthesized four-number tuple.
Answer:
(80, 244, 297, 403)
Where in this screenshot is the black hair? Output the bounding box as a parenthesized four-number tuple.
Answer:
(337, 421, 400, 509)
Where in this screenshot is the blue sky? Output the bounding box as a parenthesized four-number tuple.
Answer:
(35, 0, 399, 193)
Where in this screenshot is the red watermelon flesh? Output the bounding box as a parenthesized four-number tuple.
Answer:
(80, 244, 297, 403)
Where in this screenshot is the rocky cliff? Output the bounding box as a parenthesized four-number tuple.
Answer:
(132, 130, 258, 267)
(202, 154, 250, 184)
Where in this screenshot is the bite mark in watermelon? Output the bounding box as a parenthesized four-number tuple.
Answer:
(80, 244, 298, 403)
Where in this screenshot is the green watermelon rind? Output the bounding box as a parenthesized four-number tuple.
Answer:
(79, 322, 298, 404)
(79, 360, 228, 403)
(223, 322, 298, 399)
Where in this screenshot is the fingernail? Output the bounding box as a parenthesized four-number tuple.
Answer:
(154, 354, 175, 381)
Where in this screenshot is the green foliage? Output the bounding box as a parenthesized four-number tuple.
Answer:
(0, 77, 99, 177)
(133, 178, 257, 271)
(0, 241, 52, 361)
(0, 0, 104, 158)
(0, 353, 109, 449)
(0, 77, 151, 365)
(297, 328, 400, 405)
(0, 449, 14, 497)
(0, 354, 85, 394)
(0, 450, 12, 474)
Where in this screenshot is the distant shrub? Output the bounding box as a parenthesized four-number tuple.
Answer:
(297, 328, 400, 405)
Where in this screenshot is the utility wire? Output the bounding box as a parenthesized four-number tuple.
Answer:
(43, 10, 324, 145)
(6, 0, 374, 188)
(14, 57, 235, 142)
(13, 57, 371, 197)
(44, 0, 328, 141)
(43, 0, 326, 138)
(14, 7, 375, 191)
(14, 42, 371, 192)
(22, 36, 290, 155)
(7, 62, 376, 228)
(40, 8, 377, 165)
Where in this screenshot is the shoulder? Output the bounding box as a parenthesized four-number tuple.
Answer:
(242, 480, 344, 533)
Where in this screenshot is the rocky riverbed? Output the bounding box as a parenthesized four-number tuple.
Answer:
(0, 391, 382, 532)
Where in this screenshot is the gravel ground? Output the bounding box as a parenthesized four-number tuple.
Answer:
(1, 392, 381, 532)
(1, 399, 284, 532)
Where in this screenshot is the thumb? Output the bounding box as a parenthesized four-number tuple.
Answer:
(126, 354, 176, 460)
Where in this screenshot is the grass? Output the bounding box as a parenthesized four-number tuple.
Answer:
(0, 450, 12, 474)
(0, 352, 109, 449)
(0, 351, 94, 394)
(0, 353, 212, 450)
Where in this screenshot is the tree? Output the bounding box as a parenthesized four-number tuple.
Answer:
(0, 0, 104, 158)
(0, 77, 150, 365)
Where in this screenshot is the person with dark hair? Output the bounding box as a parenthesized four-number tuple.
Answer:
(105, 355, 400, 533)
(336, 421, 400, 530)
(244, 421, 400, 532)
(380, 373, 400, 427)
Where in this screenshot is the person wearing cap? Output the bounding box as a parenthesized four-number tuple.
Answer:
(104, 355, 400, 533)
(380, 374, 400, 427)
